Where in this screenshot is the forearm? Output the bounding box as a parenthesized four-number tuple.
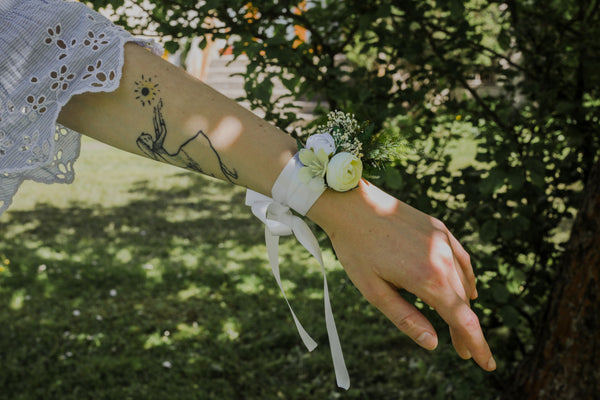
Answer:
(58, 42, 296, 196)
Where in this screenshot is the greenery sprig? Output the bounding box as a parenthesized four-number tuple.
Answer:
(297, 111, 409, 192)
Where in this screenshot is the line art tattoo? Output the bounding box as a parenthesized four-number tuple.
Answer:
(136, 98, 238, 183)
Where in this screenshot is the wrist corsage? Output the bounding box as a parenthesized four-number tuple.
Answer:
(245, 110, 408, 389)
(297, 111, 406, 192)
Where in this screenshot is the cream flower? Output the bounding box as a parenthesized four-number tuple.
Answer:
(298, 148, 330, 191)
(326, 152, 362, 192)
(305, 132, 336, 157)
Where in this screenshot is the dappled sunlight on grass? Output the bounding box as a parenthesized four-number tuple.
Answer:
(9, 288, 26, 310)
(0, 138, 477, 399)
(235, 274, 266, 294)
(174, 321, 208, 340)
(177, 283, 212, 301)
(219, 317, 242, 342)
(144, 331, 172, 349)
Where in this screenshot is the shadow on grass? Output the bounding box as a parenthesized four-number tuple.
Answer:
(0, 173, 468, 400)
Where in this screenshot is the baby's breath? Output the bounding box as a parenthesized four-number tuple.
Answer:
(325, 111, 361, 135)
(338, 137, 362, 157)
(316, 111, 363, 156)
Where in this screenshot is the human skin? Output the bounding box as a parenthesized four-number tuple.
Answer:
(58, 43, 496, 372)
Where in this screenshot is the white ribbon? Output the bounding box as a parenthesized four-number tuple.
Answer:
(271, 153, 325, 216)
(244, 155, 350, 390)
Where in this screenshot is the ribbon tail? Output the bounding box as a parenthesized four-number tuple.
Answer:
(247, 188, 350, 389)
(265, 228, 318, 352)
(322, 272, 350, 389)
(290, 217, 350, 389)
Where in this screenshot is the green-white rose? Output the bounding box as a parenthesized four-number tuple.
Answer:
(326, 152, 362, 192)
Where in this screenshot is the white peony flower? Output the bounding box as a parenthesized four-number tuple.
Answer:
(305, 132, 336, 157)
(326, 152, 363, 192)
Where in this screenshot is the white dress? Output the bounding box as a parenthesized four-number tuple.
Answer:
(0, 0, 162, 216)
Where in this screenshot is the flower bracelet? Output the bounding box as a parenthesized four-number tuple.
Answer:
(246, 111, 407, 389)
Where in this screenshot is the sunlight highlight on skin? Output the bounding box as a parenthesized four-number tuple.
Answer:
(209, 116, 244, 150)
(359, 180, 399, 215)
(183, 115, 209, 138)
(429, 231, 455, 271)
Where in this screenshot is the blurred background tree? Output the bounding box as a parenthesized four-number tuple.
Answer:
(87, 0, 599, 397)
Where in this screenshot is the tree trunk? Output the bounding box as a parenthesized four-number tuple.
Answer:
(509, 159, 600, 399)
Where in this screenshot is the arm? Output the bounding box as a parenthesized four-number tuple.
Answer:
(58, 43, 495, 371)
(59, 43, 295, 196)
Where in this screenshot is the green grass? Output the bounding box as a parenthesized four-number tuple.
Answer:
(0, 137, 495, 400)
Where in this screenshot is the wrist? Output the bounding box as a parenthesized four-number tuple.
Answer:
(306, 179, 365, 235)
(306, 179, 400, 235)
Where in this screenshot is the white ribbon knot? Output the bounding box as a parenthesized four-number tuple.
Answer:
(245, 156, 350, 389)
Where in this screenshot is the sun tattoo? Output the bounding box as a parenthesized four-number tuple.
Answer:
(134, 74, 160, 107)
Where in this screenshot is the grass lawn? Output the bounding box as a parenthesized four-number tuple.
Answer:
(0, 137, 493, 399)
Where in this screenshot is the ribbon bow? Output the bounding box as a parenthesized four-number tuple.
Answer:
(245, 189, 350, 390)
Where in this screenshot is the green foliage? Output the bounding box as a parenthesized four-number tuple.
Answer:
(87, 0, 600, 396)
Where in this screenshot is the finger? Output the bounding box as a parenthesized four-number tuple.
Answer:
(450, 326, 471, 359)
(367, 281, 438, 351)
(430, 230, 469, 302)
(453, 254, 471, 301)
(444, 257, 477, 360)
(447, 230, 478, 299)
(446, 262, 475, 359)
(432, 290, 495, 371)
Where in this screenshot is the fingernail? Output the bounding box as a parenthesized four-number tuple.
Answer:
(463, 349, 472, 359)
(473, 287, 479, 299)
(487, 356, 496, 370)
(417, 332, 437, 350)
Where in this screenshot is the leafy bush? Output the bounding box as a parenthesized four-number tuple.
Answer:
(89, 0, 600, 396)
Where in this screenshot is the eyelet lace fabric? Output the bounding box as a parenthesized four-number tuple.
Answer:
(0, 0, 162, 216)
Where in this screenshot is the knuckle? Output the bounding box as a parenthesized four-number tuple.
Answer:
(421, 264, 447, 291)
(395, 311, 418, 333)
(461, 310, 481, 333)
(432, 218, 447, 232)
(369, 292, 420, 334)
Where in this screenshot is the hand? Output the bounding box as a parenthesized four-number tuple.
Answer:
(308, 180, 496, 371)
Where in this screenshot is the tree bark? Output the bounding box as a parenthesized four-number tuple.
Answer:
(510, 159, 600, 399)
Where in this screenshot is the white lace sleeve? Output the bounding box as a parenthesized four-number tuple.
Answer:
(0, 0, 163, 216)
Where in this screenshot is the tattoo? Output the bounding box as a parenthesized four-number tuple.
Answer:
(199, 129, 240, 183)
(134, 74, 160, 107)
(136, 98, 238, 183)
